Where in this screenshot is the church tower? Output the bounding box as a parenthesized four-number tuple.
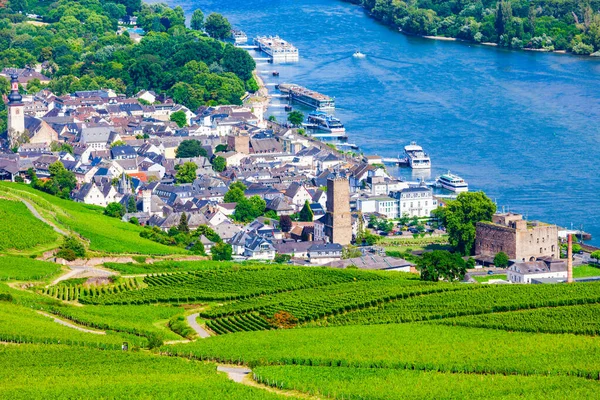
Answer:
(7, 73, 25, 148)
(324, 177, 352, 245)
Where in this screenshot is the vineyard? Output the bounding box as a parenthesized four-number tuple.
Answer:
(252, 365, 600, 399)
(0, 183, 186, 255)
(0, 345, 282, 400)
(318, 282, 600, 327)
(0, 256, 62, 281)
(43, 277, 143, 302)
(165, 322, 600, 379)
(0, 199, 59, 252)
(81, 267, 389, 305)
(438, 303, 600, 335)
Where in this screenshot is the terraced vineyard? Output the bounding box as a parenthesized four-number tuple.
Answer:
(46, 278, 143, 302)
(82, 267, 389, 305)
(0, 256, 62, 281)
(0, 199, 59, 252)
(438, 303, 600, 335)
(206, 312, 273, 335)
(317, 282, 600, 327)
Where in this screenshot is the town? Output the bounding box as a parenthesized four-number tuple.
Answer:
(1, 0, 600, 398)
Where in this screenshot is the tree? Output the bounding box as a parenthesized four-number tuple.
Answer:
(190, 9, 204, 31)
(175, 162, 197, 184)
(56, 235, 86, 261)
(195, 225, 222, 243)
(274, 253, 291, 264)
(190, 240, 205, 255)
(215, 144, 228, 153)
(50, 142, 74, 155)
(279, 215, 293, 233)
(433, 191, 496, 256)
(127, 196, 137, 213)
(205, 13, 232, 40)
(493, 251, 509, 268)
(298, 200, 314, 222)
(178, 212, 189, 234)
(104, 202, 126, 218)
(224, 187, 245, 203)
(233, 195, 266, 223)
(287, 110, 304, 126)
(222, 45, 256, 81)
(211, 156, 226, 172)
(591, 250, 600, 264)
(170, 110, 187, 128)
(33, 161, 76, 199)
(418, 250, 466, 282)
(176, 140, 207, 158)
(211, 242, 232, 261)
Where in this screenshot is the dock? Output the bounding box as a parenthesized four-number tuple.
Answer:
(382, 157, 409, 167)
(277, 83, 335, 110)
(236, 45, 259, 49)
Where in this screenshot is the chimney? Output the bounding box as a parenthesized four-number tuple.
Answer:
(567, 234, 573, 283)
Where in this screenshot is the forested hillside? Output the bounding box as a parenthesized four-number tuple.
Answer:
(344, 0, 600, 54)
(0, 0, 256, 110)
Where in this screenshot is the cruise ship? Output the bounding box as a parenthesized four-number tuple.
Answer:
(404, 142, 431, 169)
(437, 171, 468, 192)
(306, 112, 345, 133)
(277, 83, 335, 110)
(231, 29, 248, 44)
(254, 36, 299, 63)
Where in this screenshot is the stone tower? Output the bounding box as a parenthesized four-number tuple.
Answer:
(324, 177, 352, 245)
(7, 73, 25, 148)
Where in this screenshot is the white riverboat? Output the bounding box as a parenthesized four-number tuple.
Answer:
(353, 51, 366, 58)
(306, 112, 345, 133)
(404, 142, 431, 169)
(437, 171, 468, 192)
(254, 36, 299, 63)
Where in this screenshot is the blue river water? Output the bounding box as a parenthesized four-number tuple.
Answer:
(169, 0, 600, 244)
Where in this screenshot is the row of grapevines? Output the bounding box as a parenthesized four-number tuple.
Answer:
(437, 303, 600, 335)
(44, 278, 141, 302)
(319, 282, 600, 327)
(206, 313, 273, 335)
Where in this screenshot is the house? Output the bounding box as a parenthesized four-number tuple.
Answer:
(356, 196, 398, 219)
(136, 90, 157, 104)
(72, 181, 120, 207)
(198, 235, 215, 252)
(389, 184, 438, 218)
(308, 243, 343, 265)
(507, 258, 567, 284)
(284, 183, 313, 211)
(111, 145, 137, 160)
(266, 196, 295, 216)
(243, 235, 276, 260)
(328, 255, 414, 272)
(273, 240, 325, 259)
(81, 125, 112, 150)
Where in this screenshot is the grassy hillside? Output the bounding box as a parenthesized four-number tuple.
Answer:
(0, 256, 62, 281)
(0, 199, 59, 252)
(0, 345, 283, 400)
(0, 183, 186, 255)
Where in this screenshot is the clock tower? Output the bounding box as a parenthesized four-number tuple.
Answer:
(7, 73, 25, 148)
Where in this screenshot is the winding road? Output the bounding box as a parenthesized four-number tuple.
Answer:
(186, 313, 211, 338)
(37, 311, 105, 335)
(21, 199, 67, 236)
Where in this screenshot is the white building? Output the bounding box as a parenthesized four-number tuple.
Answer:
(507, 259, 567, 284)
(356, 196, 399, 219)
(391, 186, 437, 218)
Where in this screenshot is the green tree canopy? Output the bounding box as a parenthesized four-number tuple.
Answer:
(493, 251, 509, 268)
(233, 195, 266, 223)
(170, 110, 187, 128)
(190, 9, 204, 31)
(298, 200, 314, 222)
(175, 162, 197, 184)
(418, 250, 467, 282)
(176, 140, 207, 158)
(287, 110, 304, 126)
(211, 242, 232, 261)
(211, 155, 226, 172)
(178, 212, 189, 234)
(221, 45, 256, 81)
(205, 13, 232, 40)
(279, 215, 293, 233)
(433, 191, 496, 256)
(104, 202, 126, 218)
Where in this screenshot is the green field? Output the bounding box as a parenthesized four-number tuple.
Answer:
(253, 365, 600, 399)
(574, 264, 600, 278)
(0, 183, 185, 255)
(0, 199, 59, 252)
(0, 256, 62, 281)
(0, 345, 282, 400)
(104, 259, 275, 275)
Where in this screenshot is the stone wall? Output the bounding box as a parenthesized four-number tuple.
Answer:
(475, 222, 517, 258)
(515, 224, 558, 261)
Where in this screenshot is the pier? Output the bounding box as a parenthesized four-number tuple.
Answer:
(382, 157, 409, 166)
(236, 45, 259, 49)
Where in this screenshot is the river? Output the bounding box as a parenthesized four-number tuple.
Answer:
(167, 0, 600, 245)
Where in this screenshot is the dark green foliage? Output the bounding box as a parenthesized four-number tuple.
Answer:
(190, 9, 204, 31)
(279, 215, 292, 233)
(433, 191, 496, 255)
(31, 161, 76, 199)
(211, 155, 226, 172)
(211, 242, 232, 261)
(493, 251, 509, 268)
(175, 162, 197, 184)
(170, 110, 187, 128)
(287, 110, 304, 126)
(127, 196, 137, 213)
(274, 254, 291, 264)
(56, 236, 86, 261)
(215, 144, 228, 153)
(418, 250, 466, 282)
(104, 202, 125, 218)
(178, 213, 189, 234)
(221, 45, 256, 81)
(176, 140, 207, 158)
(298, 201, 314, 222)
(204, 13, 232, 40)
(233, 196, 266, 223)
